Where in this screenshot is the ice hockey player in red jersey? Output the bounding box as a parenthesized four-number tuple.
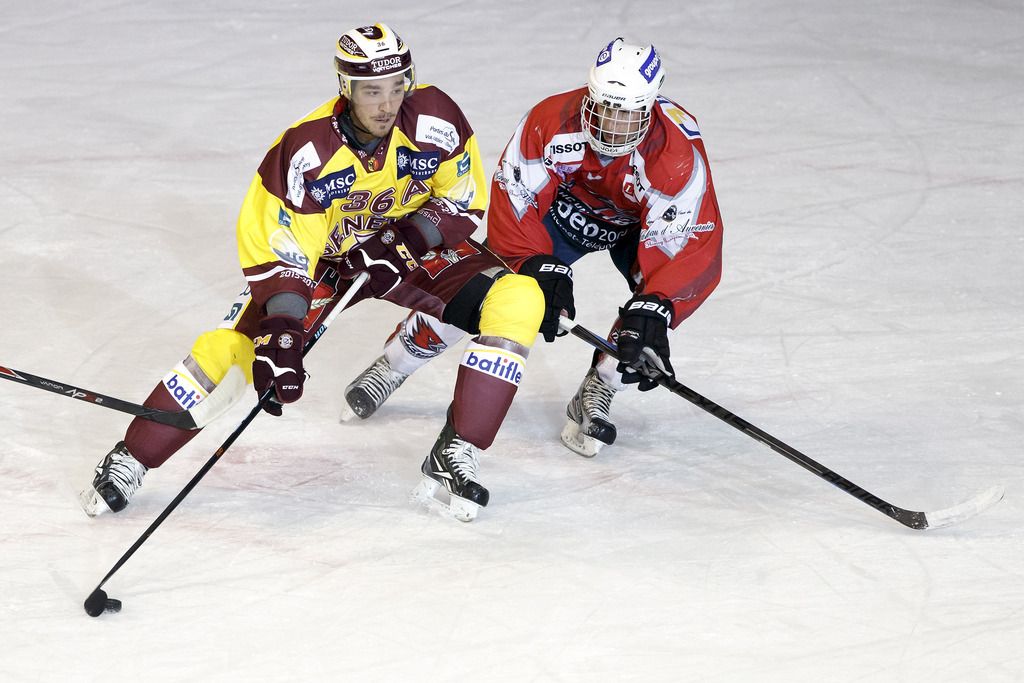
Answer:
(340, 37, 723, 457)
(81, 23, 543, 522)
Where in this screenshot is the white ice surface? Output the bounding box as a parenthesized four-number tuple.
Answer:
(1, 1, 1022, 681)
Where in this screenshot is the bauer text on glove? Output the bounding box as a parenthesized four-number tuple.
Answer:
(518, 254, 576, 342)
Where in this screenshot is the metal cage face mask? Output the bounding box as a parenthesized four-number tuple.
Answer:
(581, 96, 652, 157)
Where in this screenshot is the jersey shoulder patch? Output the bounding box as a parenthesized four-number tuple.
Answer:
(264, 110, 338, 211)
(656, 97, 701, 140)
(400, 85, 471, 155)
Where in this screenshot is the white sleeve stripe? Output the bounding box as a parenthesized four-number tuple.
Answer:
(497, 113, 550, 220)
(245, 265, 307, 282)
(675, 150, 708, 218)
(640, 150, 713, 258)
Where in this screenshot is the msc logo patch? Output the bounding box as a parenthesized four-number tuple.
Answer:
(396, 146, 441, 181)
(306, 166, 357, 208)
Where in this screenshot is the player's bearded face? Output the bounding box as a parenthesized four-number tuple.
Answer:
(350, 74, 406, 139)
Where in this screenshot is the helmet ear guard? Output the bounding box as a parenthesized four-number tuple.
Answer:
(581, 38, 666, 157)
(335, 22, 416, 98)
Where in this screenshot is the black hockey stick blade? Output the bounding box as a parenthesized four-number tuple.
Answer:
(0, 362, 246, 431)
(558, 318, 1005, 530)
(0, 365, 199, 429)
(83, 588, 121, 617)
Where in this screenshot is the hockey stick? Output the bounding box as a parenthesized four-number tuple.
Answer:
(558, 318, 1004, 530)
(83, 272, 368, 617)
(1, 355, 246, 430)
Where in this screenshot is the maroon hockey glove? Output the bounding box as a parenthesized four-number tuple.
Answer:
(518, 255, 576, 342)
(336, 222, 426, 298)
(615, 294, 674, 392)
(252, 315, 305, 414)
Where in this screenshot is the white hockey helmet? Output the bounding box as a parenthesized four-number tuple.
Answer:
(581, 38, 666, 157)
(334, 23, 416, 98)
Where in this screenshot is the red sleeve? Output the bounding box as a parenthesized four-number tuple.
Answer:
(485, 100, 571, 272)
(634, 106, 723, 327)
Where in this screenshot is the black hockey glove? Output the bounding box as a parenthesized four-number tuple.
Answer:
(518, 254, 576, 342)
(615, 294, 674, 392)
(252, 315, 305, 415)
(336, 222, 426, 298)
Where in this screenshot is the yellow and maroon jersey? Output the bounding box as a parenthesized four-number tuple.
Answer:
(488, 87, 723, 327)
(236, 84, 487, 309)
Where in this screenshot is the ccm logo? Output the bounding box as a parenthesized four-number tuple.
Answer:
(628, 300, 672, 322)
(538, 263, 573, 278)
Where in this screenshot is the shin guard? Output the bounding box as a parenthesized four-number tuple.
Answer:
(451, 340, 528, 449)
(447, 271, 543, 449)
(124, 361, 212, 468)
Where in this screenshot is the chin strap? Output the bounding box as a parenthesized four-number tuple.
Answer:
(337, 105, 382, 150)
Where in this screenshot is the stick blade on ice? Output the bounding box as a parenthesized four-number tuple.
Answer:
(921, 485, 1005, 530)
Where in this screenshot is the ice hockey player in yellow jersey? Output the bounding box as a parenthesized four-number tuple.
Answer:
(81, 23, 543, 522)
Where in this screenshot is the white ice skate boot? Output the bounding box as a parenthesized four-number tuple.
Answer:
(412, 418, 489, 522)
(80, 441, 148, 516)
(561, 368, 618, 457)
(339, 355, 409, 422)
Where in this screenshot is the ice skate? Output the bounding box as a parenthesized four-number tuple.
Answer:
(80, 441, 148, 516)
(560, 368, 618, 457)
(412, 418, 489, 522)
(339, 355, 409, 422)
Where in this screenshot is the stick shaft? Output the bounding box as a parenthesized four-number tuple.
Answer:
(90, 273, 368, 591)
(560, 319, 925, 528)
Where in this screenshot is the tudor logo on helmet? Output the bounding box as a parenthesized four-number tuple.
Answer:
(334, 22, 416, 98)
(580, 38, 666, 157)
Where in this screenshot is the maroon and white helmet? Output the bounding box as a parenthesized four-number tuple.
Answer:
(334, 23, 416, 98)
(581, 38, 666, 156)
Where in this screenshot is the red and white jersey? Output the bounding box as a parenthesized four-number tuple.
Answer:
(487, 86, 723, 327)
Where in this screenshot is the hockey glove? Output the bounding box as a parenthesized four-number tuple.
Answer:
(252, 315, 305, 415)
(615, 294, 674, 392)
(518, 254, 576, 342)
(336, 222, 426, 298)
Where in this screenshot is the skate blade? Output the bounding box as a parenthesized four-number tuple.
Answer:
(338, 399, 359, 423)
(79, 487, 111, 518)
(339, 390, 374, 423)
(411, 477, 480, 522)
(560, 421, 605, 458)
